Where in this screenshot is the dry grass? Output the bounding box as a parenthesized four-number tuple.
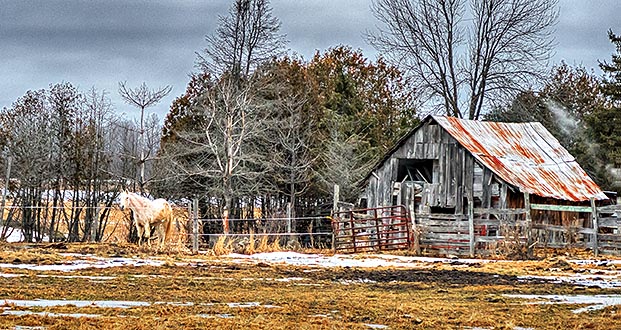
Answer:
(0, 243, 621, 329)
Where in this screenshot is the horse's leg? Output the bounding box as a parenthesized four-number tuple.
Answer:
(158, 222, 166, 247)
(136, 223, 144, 246)
(144, 220, 151, 247)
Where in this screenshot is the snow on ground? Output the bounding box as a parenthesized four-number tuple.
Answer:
(0, 255, 164, 272)
(0, 299, 279, 321)
(224, 251, 491, 268)
(5, 229, 24, 243)
(4, 228, 49, 243)
(2, 250, 621, 290)
(504, 294, 621, 313)
(518, 273, 621, 289)
(3, 251, 621, 324)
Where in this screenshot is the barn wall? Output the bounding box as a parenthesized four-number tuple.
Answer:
(365, 121, 490, 214)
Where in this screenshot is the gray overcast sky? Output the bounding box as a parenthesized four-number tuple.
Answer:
(0, 0, 618, 120)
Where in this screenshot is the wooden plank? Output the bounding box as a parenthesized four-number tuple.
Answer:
(530, 203, 592, 213)
(473, 208, 528, 215)
(524, 192, 533, 257)
(423, 233, 471, 241)
(416, 219, 470, 226)
(475, 236, 527, 243)
(598, 233, 621, 242)
(599, 217, 621, 227)
(445, 142, 456, 208)
(455, 147, 464, 215)
(481, 168, 492, 209)
(597, 205, 621, 213)
(464, 152, 475, 202)
(531, 223, 595, 235)
(419, 240, 471, 247)
(468, 196, 474, 256)
(592, 197, 599, 257)
(474, 220, 528, 227)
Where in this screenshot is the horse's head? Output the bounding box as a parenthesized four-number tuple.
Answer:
(119, 190, 129, 211)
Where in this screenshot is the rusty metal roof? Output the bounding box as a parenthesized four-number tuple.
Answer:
(433, 116, 607, 201)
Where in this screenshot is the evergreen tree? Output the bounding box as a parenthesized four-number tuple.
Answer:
(587, 30, 621, 191)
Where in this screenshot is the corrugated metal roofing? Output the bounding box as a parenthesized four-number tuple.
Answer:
(433, 116, 607, 201)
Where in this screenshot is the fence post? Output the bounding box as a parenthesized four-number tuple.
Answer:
(524, 192, 533, 258)
(468, 197, 475, 257)
(331, 184, 339, 251)
(408, 202, 420, 254)
(286, 202, 292, 240)
(192, 199, 199, 253)
(591, 197, 599, 257)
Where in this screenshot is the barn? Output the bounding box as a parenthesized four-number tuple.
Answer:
(353, 115, 617, 256)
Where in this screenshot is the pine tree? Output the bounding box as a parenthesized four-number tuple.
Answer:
(586, 30, 621, 191)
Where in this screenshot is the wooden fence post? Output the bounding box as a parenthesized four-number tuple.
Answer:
(286, 202, 292, 241)
(192, 199, 199, 253)
(591, 197, 599, 257)
(408, 201, 420, 254)
(524, 192, 533, 258)
(331, 184, 339, 252)
(468, 197, 475, 257)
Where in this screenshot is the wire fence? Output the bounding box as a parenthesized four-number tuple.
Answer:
(0, 203, 335, 251)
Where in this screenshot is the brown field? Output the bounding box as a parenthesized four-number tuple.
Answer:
(0, 243, 620, 329)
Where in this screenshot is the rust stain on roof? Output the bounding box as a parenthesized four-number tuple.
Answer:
(434, 116, 607, 201)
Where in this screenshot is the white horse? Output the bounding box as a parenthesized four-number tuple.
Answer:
(119, 191, 174, 247)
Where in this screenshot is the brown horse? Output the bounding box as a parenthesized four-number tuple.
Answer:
(119, 191, 174, 247)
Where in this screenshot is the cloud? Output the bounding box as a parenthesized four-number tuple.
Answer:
(0, 0, 619, 119)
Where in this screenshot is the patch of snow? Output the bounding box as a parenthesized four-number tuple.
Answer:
(5, 229, 23, 243)
(225, 251, 492, 269)
(1, 299, 278, 310)
(3, 228, 50, 243)
(364, 323, 389, 329)
(518, 274, 621, 289)
(2, 310, 101, 318)
(0, 256, 164, 272)
(0, 273, 23, 278)
(568, 259, 621, 266)
(339, 278, 378, 285)
(13, 326, 47, 330)
(37, 274, 117, 281)
(504, 294, 621, 313)
(2, 299, 150, 309)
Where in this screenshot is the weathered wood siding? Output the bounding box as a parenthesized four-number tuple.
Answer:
(360, 118, 617, 256)
(365, 121, 499, 214)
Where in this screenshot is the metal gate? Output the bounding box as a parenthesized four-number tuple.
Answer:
(332, 205, 412, 253)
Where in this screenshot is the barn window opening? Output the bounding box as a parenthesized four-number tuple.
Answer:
(397, 159, 434, 183)
(430, 206, 455, 214)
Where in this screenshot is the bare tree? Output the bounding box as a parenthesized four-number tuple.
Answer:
(165, 77, 266, 235)
(198, 0, 287, 81)
(368, 0, 558, 119)
(118, 82, 171, 191)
